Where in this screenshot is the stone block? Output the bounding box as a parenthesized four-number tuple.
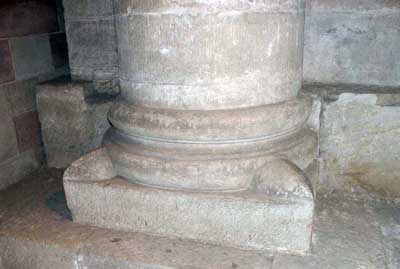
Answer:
(304, 0, 400, 86)
(65, 19, 118, 80)
(10, 35, 55, 81)
(36, 78, 115, 168)
(0, 150, 38, 190)
(317, 86, 400, 197)
(13, 111, 41, 153)
(0, 0, 59, 38)
(0, 171, 273, 269)
(63, 0, 114, 18)
(64, 148, 314, 255)
(0, 84, 18, 164)
(4, 79, 37, 116)
(0, 40, 15, 84)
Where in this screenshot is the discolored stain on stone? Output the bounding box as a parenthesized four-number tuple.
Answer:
(13, 111, 41, 153)
(0, 40, 15, 84)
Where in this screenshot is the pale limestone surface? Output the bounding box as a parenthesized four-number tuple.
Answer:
(36, 78, 116, 168)
(62, 0, 318, 255)
(304, 0, 400, 86)
(1, 170, 398, 269)
(320, 92, 400, 197)
(64, 149, 314, 254)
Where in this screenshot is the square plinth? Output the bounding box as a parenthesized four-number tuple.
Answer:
(64, 149, 314, 255)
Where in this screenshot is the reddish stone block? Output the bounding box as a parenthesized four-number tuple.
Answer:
(13, 111, 41, 153)
(0, 0, 59, 38)
(0, 40, 15, 84)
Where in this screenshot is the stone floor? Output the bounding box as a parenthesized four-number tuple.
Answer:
(0, 169, 399, 269)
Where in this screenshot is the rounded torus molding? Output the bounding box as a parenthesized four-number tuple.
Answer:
(108, 96, 312, 142)
(115, 0, 305, 110)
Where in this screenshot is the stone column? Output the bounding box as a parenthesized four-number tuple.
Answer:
(64, 0, 317, 255)
(104, 0, 316, 191)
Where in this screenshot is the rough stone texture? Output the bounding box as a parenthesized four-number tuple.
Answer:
(63, 0, 118, 81)
(304, 0, 400, 86)
(0, 150, 38, 190)
(0, 171, 273, 269)
(0, 0, 59, 38)
(13, 111, 41, 153)
(64, 148, 314, 254)
(62, 0, 319, 254)
(0, 84, 19, 164)
(0, 40, 15, 84)
(304, 84, 400, 198)
(105, 0, 317, 191)
(1, 170, 398, 269)
(10, 35, 55, 81)
(272, 194, 392, 269)
(116, 0, 305, 110)
(36, 78, 116, 168)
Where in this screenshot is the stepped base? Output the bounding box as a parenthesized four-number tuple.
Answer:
(64, 148, 314, 255)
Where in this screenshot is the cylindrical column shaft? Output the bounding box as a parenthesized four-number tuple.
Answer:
(104, 0, 316, 191)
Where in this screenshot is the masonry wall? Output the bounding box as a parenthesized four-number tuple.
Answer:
(304, 0, 400, 86)
(63, 0, 118, 81)
(0, 0, 69, 190)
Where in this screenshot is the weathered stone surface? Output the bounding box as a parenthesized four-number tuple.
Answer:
(0, 84, 18, 165)
(0, 171, 274, 269)
(65, 19, 118, 81)
(105, 0, 317, 191)
(0, 40, 15, 84)
(116, 1, 304, 110)
(272, 195, 389, 269)
(304, 0, 400, 86)
(4, 79, 37, 116)
(13, 111, 41, 153)
(36, 79, 115, 168)
(63, 0, 114, 18)
(1, 169, 397, 269)
(0, 0, 59, 38)
(64, 148, 314, 254)
(0, 150, 38, 190)
(65, 0, 318, 255)
(318, 88, 400, 197)
(63, 0, 118, 81)
(10, 35, 55, 81)
(104, 127, 318, 191)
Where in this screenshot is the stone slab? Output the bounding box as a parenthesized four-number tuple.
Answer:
(64, 149, 314, 254)
(300, 84, 400, 197)
(0, 171, 273, 269)
(10, 35, 55, 81)
(36, 78, 115, 168)
(0, 169, 396, 269)
(272, 195, 389, 269)
(304, 0, 400, 86)
(319, 90, 400, 197)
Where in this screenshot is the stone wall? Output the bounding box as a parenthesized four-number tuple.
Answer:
(0, 0, 69, 190)
(304, 0, 400, 86)
(304, 84, 400, 198)
(63, 0, 118, 81)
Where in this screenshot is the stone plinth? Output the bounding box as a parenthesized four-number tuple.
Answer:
(64, 148, 314, 254)
(37, 78, 117, 168)
(64, 0, 318, 255)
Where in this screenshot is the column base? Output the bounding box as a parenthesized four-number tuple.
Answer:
(64, 148, 315, 255)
